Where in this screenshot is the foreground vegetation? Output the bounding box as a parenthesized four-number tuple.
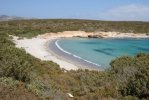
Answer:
(0, 19, 149, 100)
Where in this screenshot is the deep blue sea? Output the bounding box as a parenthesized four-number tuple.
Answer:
(57, 38, 149, 69)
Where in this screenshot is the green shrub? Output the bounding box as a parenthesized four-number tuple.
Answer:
(110, 53, 149, 99)
(0, 77, 20, 88)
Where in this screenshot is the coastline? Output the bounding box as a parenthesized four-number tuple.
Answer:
(13, 36, 78, 70)
(12, 31, 149, 71)
(46, 39, 103, 71)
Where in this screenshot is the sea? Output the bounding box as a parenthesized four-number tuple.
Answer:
(56, 38, 149, 69)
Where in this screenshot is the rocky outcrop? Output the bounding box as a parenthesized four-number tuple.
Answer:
(38, 31, 149, 39)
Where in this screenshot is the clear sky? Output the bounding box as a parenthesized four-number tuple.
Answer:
(0, 0, 149, 21)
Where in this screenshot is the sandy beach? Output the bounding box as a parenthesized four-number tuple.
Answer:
(13, 37, 79, 70)
(12, 31, 149, 71)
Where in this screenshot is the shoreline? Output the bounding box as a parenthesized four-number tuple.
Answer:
(12, 31, 149, 71)
(13, 36, 79, 70)
(46, 39, 103, 71)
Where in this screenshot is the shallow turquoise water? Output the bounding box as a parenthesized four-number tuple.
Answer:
(57, 38, 149, 69)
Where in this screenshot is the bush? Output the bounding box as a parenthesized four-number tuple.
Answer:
(0, 77, 20, 88)
(110, 53, 149, 99)
(0, 46, 35, 82)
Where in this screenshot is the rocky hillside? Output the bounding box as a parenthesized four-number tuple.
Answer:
(0, 15, 34, 21)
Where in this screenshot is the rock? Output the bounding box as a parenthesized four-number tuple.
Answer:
(88, 35, 104, 38)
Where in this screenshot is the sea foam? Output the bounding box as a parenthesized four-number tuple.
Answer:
(55, 40, 101, 67)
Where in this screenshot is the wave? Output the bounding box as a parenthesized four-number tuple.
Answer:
(55, 40, 101, 67)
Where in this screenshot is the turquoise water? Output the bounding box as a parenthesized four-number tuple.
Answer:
(57, 38, 149, 69)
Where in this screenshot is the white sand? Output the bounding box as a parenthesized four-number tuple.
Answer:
(13, 36, 78, 70)
(12, 31, 149, 71)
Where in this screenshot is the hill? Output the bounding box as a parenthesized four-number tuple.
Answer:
(0, 15, 34, 21)
(0, 19, 149, 38)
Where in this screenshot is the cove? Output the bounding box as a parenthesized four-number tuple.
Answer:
(57, 38, 149, 69)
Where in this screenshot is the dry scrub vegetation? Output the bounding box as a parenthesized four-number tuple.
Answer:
(0, 19, 149, 100)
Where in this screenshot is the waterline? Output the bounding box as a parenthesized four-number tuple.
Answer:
(55, 39, 101, 67)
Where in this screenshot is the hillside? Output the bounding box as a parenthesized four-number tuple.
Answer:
(0, 19, 149, 100)
(0, 19, 149, 38)
(0, 15, 34, 21)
